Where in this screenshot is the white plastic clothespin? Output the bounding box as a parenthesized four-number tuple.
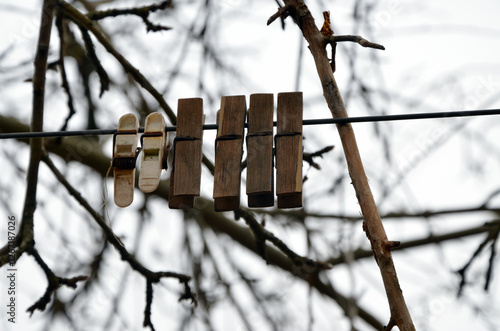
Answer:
(113, 113, 140, 207)
(138, 113, 168, 193)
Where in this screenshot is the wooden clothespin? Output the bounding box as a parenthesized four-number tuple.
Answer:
(213, 95, 246, 211)
(113, 113, 140, 207)
(169, 98, 204, 209)
(138, 113, 168, 193)
(275, 92, 303, 208)
(246, 94, 274, 207)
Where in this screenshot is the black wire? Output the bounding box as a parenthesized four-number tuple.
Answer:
(1, 108, 499, 140)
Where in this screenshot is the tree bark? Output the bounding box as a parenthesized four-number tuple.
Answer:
(275, 1, 415, 329)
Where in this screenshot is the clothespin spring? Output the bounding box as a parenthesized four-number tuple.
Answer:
(112, 130, 142, 169)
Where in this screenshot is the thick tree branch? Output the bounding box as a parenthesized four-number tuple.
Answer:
(16, 0, 55, 270)
(268, 2, 414, 330)
(325, 35, 385, 50)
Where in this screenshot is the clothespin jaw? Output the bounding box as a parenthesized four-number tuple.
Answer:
(138, 113, 168, 193)
(113, 113, 140, 207)
(169, 98, 204, 209)
(246, 94, 274, 207)
(275, 92, 303, 208)
(213, 95, 247, 211)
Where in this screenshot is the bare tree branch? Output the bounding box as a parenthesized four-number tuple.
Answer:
(57, 0, 217, 176)
(457, 223, 500, 296)
(303, 145, 335, 169)
(16, 0, 55, 272)
(41, 153, 195, 330)
(268, 2, 413, 330)
(55, 13, 77, 131)
(235, 208, 333, 271)
(328, 220, 500, 266)
(56, 0, 176, 123)
(248, 203, 500, 223)
(88, 0, 173, 32)
(26, 248, 87, 315)
(15, 128, 382, 329)
(77, 25, 110, 97)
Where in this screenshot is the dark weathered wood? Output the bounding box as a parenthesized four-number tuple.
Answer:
(246, 94, 274, 207)
(213, 96, 246, 211)
(276, 92, 303, 208)
(169, 98, 204, 209)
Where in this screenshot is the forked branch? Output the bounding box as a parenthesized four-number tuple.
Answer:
(268, 2, 415, 330)
(88, 0, 173, 32)
(41, 153, 195, 330)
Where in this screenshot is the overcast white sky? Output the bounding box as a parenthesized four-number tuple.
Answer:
(1, 0, 500, 330)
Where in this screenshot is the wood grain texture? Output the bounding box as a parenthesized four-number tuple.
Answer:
(276, 92, 303, 208)
(246, 94, 274, 207)
(169, 98, 204, 209)
(213, 95, 246, 211)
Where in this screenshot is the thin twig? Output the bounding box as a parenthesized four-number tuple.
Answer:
(57, 0, 176, 122)
(0, 126, 385, 329)
(26, 248, 87, 315)
(56, 0, 219, 179)
(17, 0, 55, 272)
(0, 118, 383, 328)
(143, 280, 155, 330)
(485, 235, 498, 291)
(55, 13, 77, 131)
(89, 0, 172, 20)
(326, 35, 385, 50)
(267, 5, 292, 28)
(57, 0, 216, 175)
(77, 25, 110, 97)
(327, 220, 500, 266)
(88, 0, 173, 32)
(457, 224, 500, 296)
(250, 203, 500, 223)
(201, 234, 253, 331)
(41, 153, 191, 286)
(225, 252, 281, 330)
(41, 153, 195, 330)
(303, 145, 334, 170)
(234, 208, 332, 271)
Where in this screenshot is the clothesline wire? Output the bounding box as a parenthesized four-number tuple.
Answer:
(1, 108, 499, 140)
